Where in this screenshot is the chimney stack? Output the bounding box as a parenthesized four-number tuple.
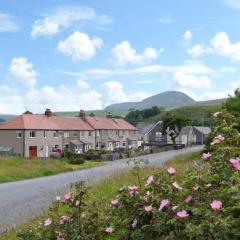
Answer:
(79, 110, 86, 119)
(106, 112, 113, 118)
(45, 108, 52, 117)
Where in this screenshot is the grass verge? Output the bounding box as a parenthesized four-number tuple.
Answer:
(0, 157, 103, 183)
(1, 151, 200, 240)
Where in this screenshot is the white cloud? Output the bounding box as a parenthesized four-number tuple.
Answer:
(224, 0, 240, 9)
(173, 72, 212, 89)
(128, 91, 150, 101)
(111, 41, 162, 65)
(31, 6, 112, 38)
(230, 80, 240, 89)
(210, 32, 240, 61)
(187, 44, 213, 58)
(31, 18, 59, 38)
(9, 57, 38, 88)
(77, 79, 90, 88)
(101, 81, 129, 106)
(183, 30, 192, 43)
(0, 13, 19, 32)
(221, 66, 236, 73)
(157, 14, 175, 24)
(57, 31, 103, 61)
(57, 61, 214, 80)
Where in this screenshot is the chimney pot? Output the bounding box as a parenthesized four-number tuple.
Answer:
(106, 112, 113, 118)
(45, 108, 52, 117)
(79, 109, 86, 119)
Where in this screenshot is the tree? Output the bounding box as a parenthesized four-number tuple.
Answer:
(89, 112, 95, 117)
(162, 113, 190, 145)
(23, 110, 33, 114)
(225, 89, 240, 116)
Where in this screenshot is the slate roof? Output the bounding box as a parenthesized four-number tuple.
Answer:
(0, 114, 136, 131)
(136, 123, 155, 135)
(193, 126, 211, 135)
(86, 116, 137, 130)
(178, 126, 194, 136)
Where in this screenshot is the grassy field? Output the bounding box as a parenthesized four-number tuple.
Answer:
(0, 157, 103, 183)
(1, 151, 200, 240)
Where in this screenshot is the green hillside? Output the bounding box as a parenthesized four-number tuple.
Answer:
(145, 104, 221, 126)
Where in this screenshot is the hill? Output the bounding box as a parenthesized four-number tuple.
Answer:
(105, 91, 196, 113)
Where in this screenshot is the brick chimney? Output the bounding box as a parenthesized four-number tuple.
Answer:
(45, 108, 52, 117)
(79, 110, 86, 119)
(106, 112, 113, 118)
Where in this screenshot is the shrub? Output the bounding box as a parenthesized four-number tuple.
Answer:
(64, 151, 85, 165)
(17, 109, 240, 239)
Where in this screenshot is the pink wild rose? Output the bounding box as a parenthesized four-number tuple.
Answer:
(177, 210, 189, 218)
(111, 199, 120, 207)
(159, 199, 170, 211)
(44, 218, 52, 226)
(185, 195, 193, 204)
(63, 193, 71, 201)
(172, 181, 182, 190)
(210, 200, 222, 211)
(146, 175, 155, 186)
(105, 226, 114, 234)
(230, 158, 240, 170)
(167, 167, 176, 175)
(202, 152, 212, 160)
(129, 185, 138, 194)
(144, 205, 153, 212)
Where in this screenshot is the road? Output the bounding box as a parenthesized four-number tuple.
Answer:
(0, 146, 202, 233)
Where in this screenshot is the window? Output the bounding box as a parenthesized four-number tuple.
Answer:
(108, 130, 112, 136)
(116, 130, 119, 136)
(29, 131, 36, 138)
(44, 130, 47, 138)
(80, 131, 85, 138)
(122, 142, 126, 147)
(116, 142, 120, 148)
(96, 130, 100, 137)
(155, 131, 162, 141)
(53, 131, 59, 138)
(73, 132, 77, 137)
(64, 131, 69, 138)
(16, 131, 22, 138)
(88, 131, 91, 136)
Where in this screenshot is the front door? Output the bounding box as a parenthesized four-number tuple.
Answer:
(29, 146, 37, 158)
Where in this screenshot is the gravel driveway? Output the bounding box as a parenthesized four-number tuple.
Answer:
(0, 146, 202, 233)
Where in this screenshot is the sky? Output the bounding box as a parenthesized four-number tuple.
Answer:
(0, 0, 240, 114)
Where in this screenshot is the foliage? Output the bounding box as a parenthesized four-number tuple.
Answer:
(23, 110, 33, 114)
(125, 106, 164, 125)
(225, 89, 240, 117)
(162, 112, 190, 144)
(0, 157, 102, 183)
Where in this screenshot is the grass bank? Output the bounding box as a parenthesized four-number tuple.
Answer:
(1, 151, 200, 240)
(0, 157, 103, 183)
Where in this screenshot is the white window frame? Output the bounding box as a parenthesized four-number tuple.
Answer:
(16, 130, 22, 138)
(64, 131, 69, 138)
(80, 131, 85, 138)
(29, 130, 36, 138)
(53, 131, 59, 138)
(44, 130, 47, 138)
(88, 131, 91, 137)
(96, 130, 100, 137)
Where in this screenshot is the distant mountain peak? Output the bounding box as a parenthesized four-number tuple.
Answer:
(105, 91, 195, 112)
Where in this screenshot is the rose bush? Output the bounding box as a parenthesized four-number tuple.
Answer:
(18, 110, 240, 239)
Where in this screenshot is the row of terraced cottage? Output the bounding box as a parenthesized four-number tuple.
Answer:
(0, 108, 211, 158)
(0, 109, 139, 158)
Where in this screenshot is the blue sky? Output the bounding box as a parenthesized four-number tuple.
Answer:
(0, 0, 240, 113)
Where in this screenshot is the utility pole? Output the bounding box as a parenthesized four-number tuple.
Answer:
(201, 116, 204, 145)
